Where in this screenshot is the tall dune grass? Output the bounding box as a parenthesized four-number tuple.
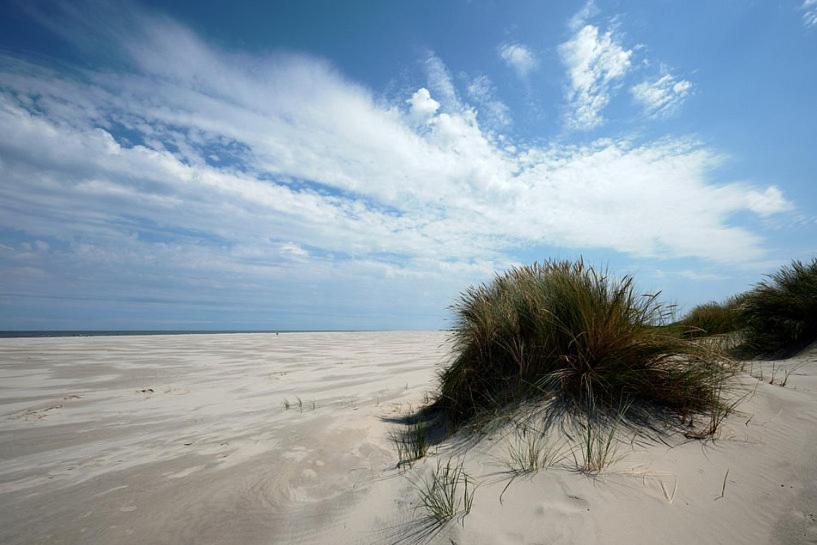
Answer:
(436, 259, 735, 426)
(741, 258, 817, 356)
(678, 294, 747, 338)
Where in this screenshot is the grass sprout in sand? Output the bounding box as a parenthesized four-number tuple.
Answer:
(498, 424, 567, 502)
(572, 413, 623, 474)
(436, 259, 736, 431)
(741, 258, 817, 357)
(684, 382, 748, 439)
(390, 422, 430, 468)
(410, 458, 475, 524)
(504, 425, 566, 475)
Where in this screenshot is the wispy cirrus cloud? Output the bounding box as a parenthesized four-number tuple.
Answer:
(631, 72, 693, 119)
(802, 0, 817, 27)
(465, 74, 511, 128)
(568, 0, 598, 31)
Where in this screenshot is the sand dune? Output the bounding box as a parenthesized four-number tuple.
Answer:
(1, 332, 816, 544)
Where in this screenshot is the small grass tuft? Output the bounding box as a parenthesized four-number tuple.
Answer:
(499, 424, 567, 502)
(684, 382, 747, 439)
(391, 422, 430, 468)
(504, 425, 565, 475)
(411, 458, 475, 524)
(571, 409, 624, 474)
(780, 363, 805, 387)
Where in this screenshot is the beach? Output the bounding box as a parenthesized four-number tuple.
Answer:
(1, 332, 816, 544)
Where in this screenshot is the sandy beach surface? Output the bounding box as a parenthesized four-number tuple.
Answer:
(1, 332, 816, 545)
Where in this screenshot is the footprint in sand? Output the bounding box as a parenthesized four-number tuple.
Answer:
(534, 494, 591, 517)
(14, 403, 63, 421)
(14, 393, 86, 420)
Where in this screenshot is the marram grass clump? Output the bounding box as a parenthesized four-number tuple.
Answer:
(436, 259, 735, 426)
(741, 258, 817, 357)
(678, 294, 747, 339)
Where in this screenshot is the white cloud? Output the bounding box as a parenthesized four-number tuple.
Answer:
(654, 268, 728, 281)
(424, 54, 461, 111)
(406, 87, 440, 120)
(559, 24, 632, 130)
(676, 270, 728, 281)
(745, 186, 792, 216)
(631, 72, 693, 118)
(465, 74, 511, 128)
(280, 242, 309, 259)
(0, 6, 792, 312)
(569, 0, 598, 31)
(803, 0, 817, 27)
(498, 43, 537, 78)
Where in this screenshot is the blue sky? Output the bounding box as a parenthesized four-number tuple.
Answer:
(0, 0, 815, 330)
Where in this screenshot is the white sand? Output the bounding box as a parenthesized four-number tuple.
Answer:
(1, 332, 815, 544)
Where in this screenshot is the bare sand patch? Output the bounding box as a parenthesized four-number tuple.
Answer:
(1, 333, 816, 544)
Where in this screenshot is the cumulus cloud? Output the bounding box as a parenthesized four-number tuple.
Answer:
(498, 43, 537, 78)
(559, 24, 632, 129)
(631, 72, 693, 118)
(0, 5, 792, 327)
(407, 87, 440, 120)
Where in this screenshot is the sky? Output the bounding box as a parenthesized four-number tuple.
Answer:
(0, 0, 815, 331)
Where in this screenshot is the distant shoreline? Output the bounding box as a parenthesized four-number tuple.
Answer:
(0, 329, 433, 339)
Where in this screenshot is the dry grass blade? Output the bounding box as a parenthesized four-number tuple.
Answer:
(716, 468, 729, 500)
(780, 362, 807, 387)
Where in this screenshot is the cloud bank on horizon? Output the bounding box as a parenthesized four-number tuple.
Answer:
(0, 0, 815, 329)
